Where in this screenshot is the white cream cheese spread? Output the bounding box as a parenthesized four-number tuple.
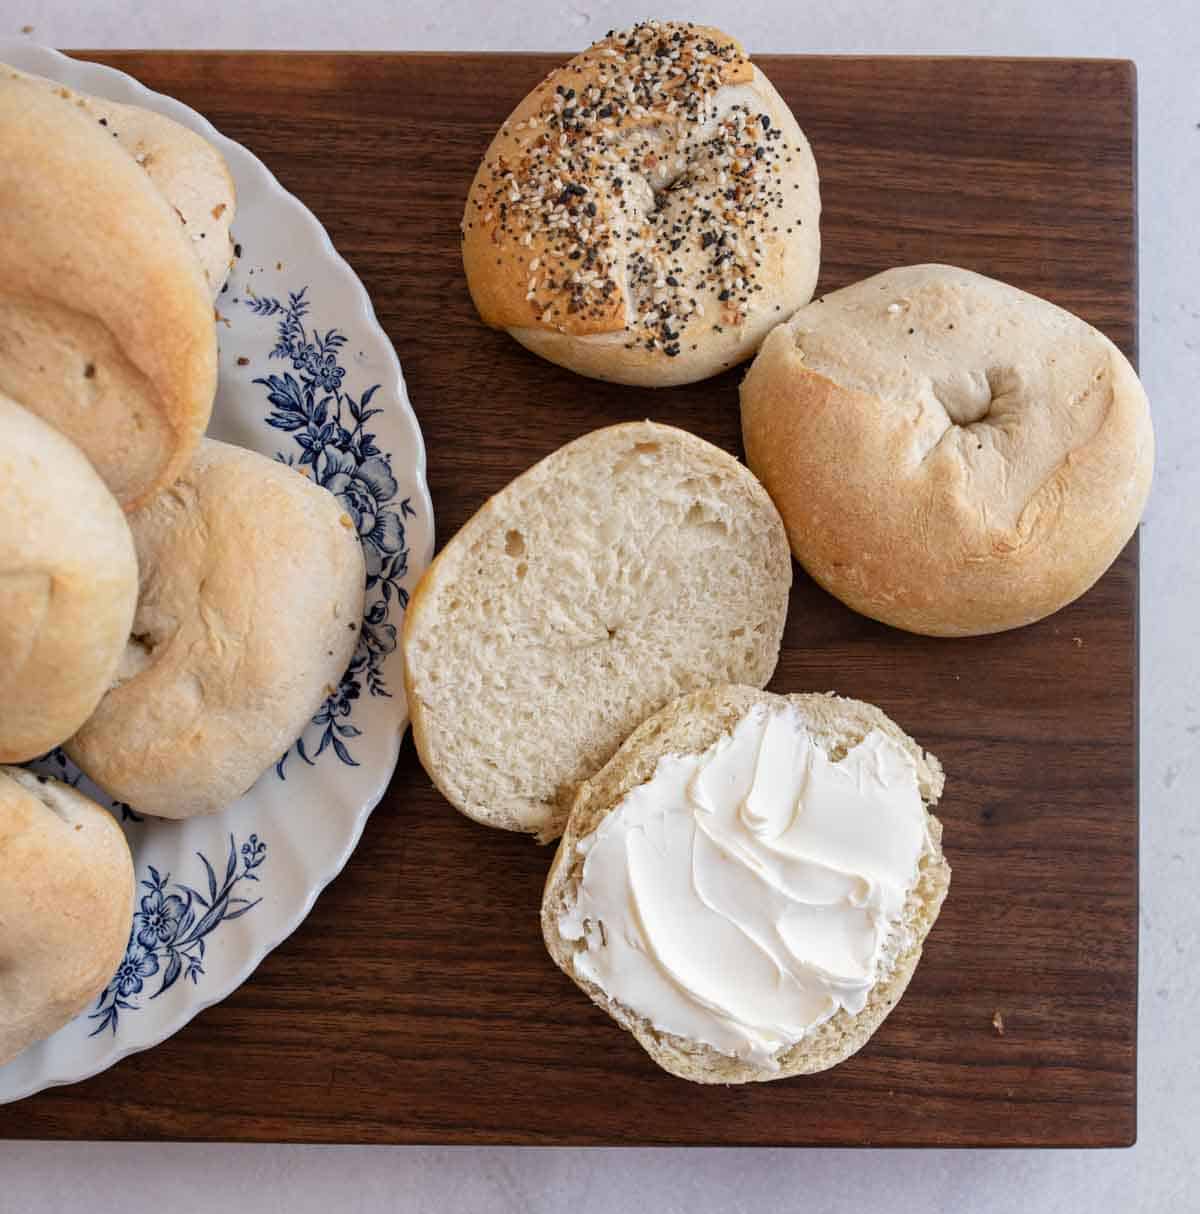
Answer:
(557, 702, 931, 1069)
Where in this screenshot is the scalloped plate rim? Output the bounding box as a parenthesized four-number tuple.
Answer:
(0, 41, 435, 1105)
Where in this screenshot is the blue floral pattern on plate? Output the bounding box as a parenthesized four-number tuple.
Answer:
(22, 284, 421, 1042)
(11, 280, 422, 1049)
(244, 287, 417, 774)
(90, 836, 267, 1037)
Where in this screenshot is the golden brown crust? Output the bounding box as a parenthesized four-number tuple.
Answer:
(0, 72, 217, 511)
(741, 265, 1154, 636)
(0, 394, 138, 762)
(401, 421, 792, 841)
(66, 440, 366, 819)
(542, 685, 950, 1082)
(465, 24, 751, 337)
(0, 767, 134, 1066)
(7, 65, 238, 298)
(462, 21, 820, 386)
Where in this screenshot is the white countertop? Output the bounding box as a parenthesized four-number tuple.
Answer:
(3, 2, 1196, 1210)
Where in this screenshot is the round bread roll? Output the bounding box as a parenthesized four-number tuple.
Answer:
(0, 766, 134, 1067)
(6, 64, 237, 298)
(66, 439, 366, 819)
(403, 421, 792, 843)
(0, 393, 138, 763)
(0, 71, 218, 511)
(542, 685, 950, 1083)
(741, 264, 1154, 636)
(462, 20, 820, 387)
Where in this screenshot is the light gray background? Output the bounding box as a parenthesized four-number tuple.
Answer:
(2, 3, 1195, 1210)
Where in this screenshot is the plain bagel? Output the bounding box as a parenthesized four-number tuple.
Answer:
(0, 393, 138, 764)
(0, 71, 217, 511)
(741, 264, 1154, 636)
(462, 20, 820, 387)
(67, 439, 366, 819)
(0, 766, 134, 1067)
(6, 64, 237, 298)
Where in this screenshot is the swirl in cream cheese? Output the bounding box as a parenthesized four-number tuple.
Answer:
(557, 702, 931, 1069)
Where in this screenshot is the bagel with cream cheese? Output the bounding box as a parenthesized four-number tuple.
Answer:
(67, 439, 366, 819)
(462, 21, 821, 387)
(740, 264, 1154, 636)
(542, 685, 950, 1082)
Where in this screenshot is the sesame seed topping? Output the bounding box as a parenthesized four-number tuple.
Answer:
(469, 21, 799, 349)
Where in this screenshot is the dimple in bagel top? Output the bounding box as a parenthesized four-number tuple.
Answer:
(740, 263, 1155, 636)
(462, 21, 816, 362)
(557, 701, 932, 1069)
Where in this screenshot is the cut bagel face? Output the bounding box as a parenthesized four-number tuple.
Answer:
(402, 421, 793, 842)
(540, 685, 951, 1083)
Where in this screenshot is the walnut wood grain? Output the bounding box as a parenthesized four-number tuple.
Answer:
(0, 51, 1138, 1147)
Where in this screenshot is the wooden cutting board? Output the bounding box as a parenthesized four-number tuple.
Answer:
(2, 51, 1138, 1147)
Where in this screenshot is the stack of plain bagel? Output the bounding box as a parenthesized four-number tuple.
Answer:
(408, 19, 1155, 1082)
(0, 68, 366, 1066)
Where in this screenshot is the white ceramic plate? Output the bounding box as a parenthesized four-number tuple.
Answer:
(0, 42, 434, 1104)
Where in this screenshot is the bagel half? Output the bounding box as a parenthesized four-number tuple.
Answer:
(741, 264, 1154, 636)
(6, 64, 237, 298)
(462, 20, 820, 386)
(0, 393, 138, 763)
(67, 439, 366, 819)
(0, 766, 134, 1066)
(0, 71, 218, 511)
(542, 685, 951, 1083)
(403, 422, 792, 842)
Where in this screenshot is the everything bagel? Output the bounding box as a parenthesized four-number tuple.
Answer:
(462, 21, 821, 386)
